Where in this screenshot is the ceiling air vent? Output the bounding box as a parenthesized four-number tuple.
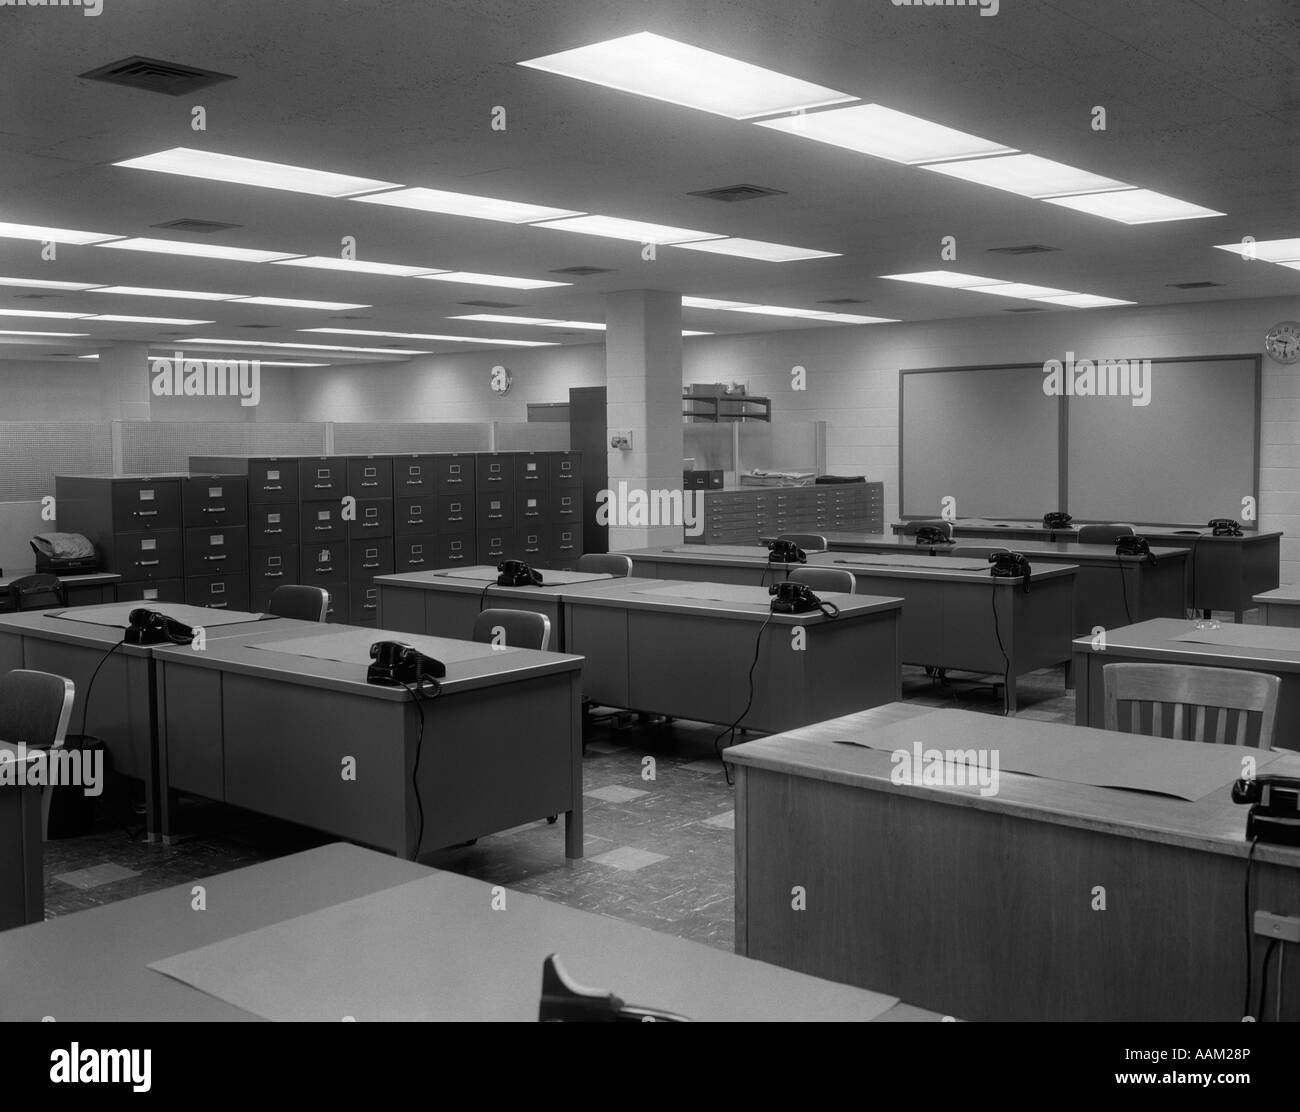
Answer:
(1003, 306, 1048, 312)
(458, 300, 523, 309)
(327, 314, 372, 321)
(16, 293, 62, 300)
(80, 56, 236, 97)
(986, 244, 1060, 256)
(688, 184, 787, 203)
(240, 323, 277, 329)
(152, 218, 243, 234)
(549, 265, 615, 276)
(817, 297, 869, 305)
(1168, 281, 1223, 289)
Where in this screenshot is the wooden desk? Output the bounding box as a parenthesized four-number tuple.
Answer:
(1255, 584, 1300, 628)
(0, 568, 119, 611)
(0, 842, 937, 1021)
(562, 580, 902, 733)
(1073, 617, 1300, 740)
(0, 603, 293, 840)
(152, 624, 584, 858)
(0, 741, 43, 930)
(375, 566, 648, 650)
(725, 702, 1300, 1021)
(892, 520, 1281, 618)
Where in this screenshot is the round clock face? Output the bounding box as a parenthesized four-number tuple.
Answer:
(1265, 321, 1300, 365)
(489, 364, 513, 394)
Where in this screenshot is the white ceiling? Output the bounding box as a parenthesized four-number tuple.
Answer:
(1, 0, 1298, 362)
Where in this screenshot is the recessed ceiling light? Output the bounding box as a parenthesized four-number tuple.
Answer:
(532, 214, 721, 244)
(0, 308, 90, 319)
(232, 296, 371, 310)
(114, 147, 400, 198)
(0, 222, 120, 245)
(417, 272, 571, 289)
(99, 238, 301, 262)
(93, 285, 240, 300)
(922, 153, 1132, 198)
(300, 327, 559, 347)
(1032, 293, 1135, 308)
(1044, 189, 1224, 224)
(1213, 238, 1300, 263)
(728, 304, 895, 323)
(272, 257, 446, 277)
(448, 313, 601, 329)
(0, 329, 90, 337)
(879, 271, 1001, 288)
(964, 282, 1070, 299)
(0, 276, 103, 291)
(519, 31, 854, 120)
(180, 337, 431, 355)
(681, 296, 752, 309)
(756, 103, 1015, 164)
(89, 314, 215, 325)
(672, 238, 840, 262)
(354, 187, 582, 224)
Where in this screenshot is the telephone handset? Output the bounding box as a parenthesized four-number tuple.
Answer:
(367, 640, 447, 687)
(497, 559, 544, 587)
(989, 551, 1032, 593)
(1208, 518, 1244, 537)
(913, 525, 955, 546)
(766, 539, 807, 565)
(769, 581, 840, 617)
(1042, 512, 1074, 530)
(125, 608, 196, 646)
(1231, 775, 1300, 846)
(1115, 535, 1155, 566)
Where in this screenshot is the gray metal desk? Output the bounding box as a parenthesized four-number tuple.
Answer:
(1255, 584, 1300, 628)
(0, 741, 42, 930)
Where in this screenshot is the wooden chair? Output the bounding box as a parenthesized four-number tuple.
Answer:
(268, 585, 329, 622)
(776, 533, 828, 552)
(1102, 662, 1280, 749)
(788, 567, 855, 594)
(1078, 523, 1135, 545)
(575, 553, 633, 577)
(472, 608, 551, 651)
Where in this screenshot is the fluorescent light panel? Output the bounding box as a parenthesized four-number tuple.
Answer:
(680, 297, 894, 324)
(682, 296, 752, 309)
(0, 276, 103, 291)
(99, 238, 301, 263)
(0, 329, 89, 337)
(519, 31, 854, 120)
(879, 271, 1001, 289)
(354, 187, 582, 224)
(449, 313, 601, 329)
(272, 257, 445, 277)
(672, 238, 839, 262)
(1033, 293, 1134, 308)
(89, 315, 215, 325)
(921, 153, 1131, 198)
(880, 270, 1132, 308)
(113, 147, 399, 198)
(757, 103, 1015, 164)
(964, 282, 1069, 299)
(532, 214, 720, 244)
(233, 296, 370, 310)
(0, 222, 120, 245)
(1214, 238, 1300, 263)
(301, 328, 557, 347)
(94, 286, 240, 300)
(181, 338, 431, 355)
(1045, 189, 1224, 224)
(0, 309, 90, 319)
(418, 272, 570, 289)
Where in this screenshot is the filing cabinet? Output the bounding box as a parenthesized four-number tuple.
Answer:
(436, 495, 474, 534)
(188, 457, 298, 504)
(348, 581, 381, 626)
(349, 538, 394, 579)
(434, 534, 473, 566)
(347, 497, 393, 540)
(183, 525, 249, 578)
(300, 542, 348, 588)
(300, 502, 347, 544)
(116, 528, 185, 580)
(477, 530, 515, 563)
(298, 457, 347, 502)
(551, 451, 582, 491)
(515, 490, 550, 530)
(552, 525, 583, 563)
(554, 491, 580, 524)
(249, 545, 297, 600)
(434, 454, 476, 493)
(395, 497, 433, 536)
(181, 476, 247, 528)
(477, 453, 513, 489)
(249, 504, 298, 546)
(517, 528, 546, 562)
(477, 491, 514, 528)
(115, 579, 184, 604)
(185, 574, 249, 612)
(394, 535, 439, 572)
(513, 452, 549, 489)
(346, 456, 393, 499)
(392, 454, 437, 497)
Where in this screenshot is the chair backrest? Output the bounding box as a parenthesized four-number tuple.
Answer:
(0, 669, 75, 750)
(472, 608, 551, 651)
(1102, 662, 1279, 750)
(1078, 523, 1135, 545)
(788, 567, 856, 594)
(9, 573, 66, 612)
(268, 584, 329, 622)
(777, 533, 828, 553)
(901, 519, 953, 539)
(575, 553, 633, 577)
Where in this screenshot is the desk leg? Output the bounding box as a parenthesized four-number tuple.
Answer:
(564, 675, 583, 859)
(1005, 670, 1017, 716)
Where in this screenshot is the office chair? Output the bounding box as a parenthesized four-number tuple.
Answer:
(788, 567, 856, 594)
(1078, 523, 1135, 545)
(776, 533, 828, 553)
(576, 553, 633, 577)
(1102, 662, 1279, 750)
(472, 608, 551, 651)
(0, 669, 76, 838)
(267, 585, 329, 622)
(8, 573, 66, 612)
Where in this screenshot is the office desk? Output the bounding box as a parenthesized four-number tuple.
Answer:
(725, 702, 1300, 1021)
(0, 603, 289, 840)
(152, 624, 584, 858)
(0, 741, 42, 930)
(563, 580, 902, 733)
(1072, 618, 1300, 739)
(0, 842, 936, 1021)
(892, 520, 1281, 618)
(1254, 584, 1300, 628)
(0, 568, 119, 610)
(375, 566, 647, 650)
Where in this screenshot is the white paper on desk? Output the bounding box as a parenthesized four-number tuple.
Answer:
(251, 628, 517, 665)
(47, 602, 265, 629)
(148, 873, 900, 1022)
(833, 708, 1277, 801)
(436, 567, 610, 585)
(1171, 625, 1300, 651)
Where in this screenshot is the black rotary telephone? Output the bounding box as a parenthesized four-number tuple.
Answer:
(989, 551, 1032, 592)
(913, 525, 955, 546)
(769, 581, 840, 617)
(1208, 518, 1244, 537)
(497, 559, 544, 587)
(538, 955, 689, 1023)
(125, 608, 196, 646)
(366, 641, 446, 687)
(766, 539, 807, 565)
(1231, 775, 1300, 846)
(1115, 535, 1155, 566)
(1042, 511, 1074, 530)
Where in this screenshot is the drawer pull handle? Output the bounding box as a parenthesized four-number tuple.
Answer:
(205, 554, 227, 562)
(264, 484, 283, 491)
(361, 522, 379, 528)
(362, 561, 379, 569)
(447, 516, 462, 523)
(139, 560, 159, 567)
(135, 510, 158, 518)
(409, 518, 425, 525)
(363, 603, 377, 611)
(204, 505, 225, 513)
(264, 528, 283, 535)
(265, 571, 284, 578)
(314, 525, 332, 532)
(409, 559, 425, 565)
(209, 602, 228, 609)
(313, 483, 332, 490)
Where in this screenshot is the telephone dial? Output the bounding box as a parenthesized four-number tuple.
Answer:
(497, 559, 544, 587)
(913, 525, 955, 546)
(766, 539, 807, 565)
(989, 551, 1032, 592)
(1208, 518, 1244, 537)
(366, 641, 446, 687)
(1115, 535, 1155, 566)
(125, 608, 196, 646)
(1042, 512, 1074, 530)
(769, 581, 840, 617)
(1231, 775, 1300, 846)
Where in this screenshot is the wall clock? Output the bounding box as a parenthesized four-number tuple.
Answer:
(1264, 321, 1300, 365)
(489, 364, 513, 395)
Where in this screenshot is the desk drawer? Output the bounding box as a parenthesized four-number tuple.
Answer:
(184, 573, 249, 612)
(118, 531, 183, 579)
(346, 456, 393, 499)
(116, 578, 184, 604)
(477, 491, 514, 528)
(515, 490, 550, 529)
(349, 538, 394, 578)
(300, 542, 347, 584)
(298, 457, 347, 501)
(112, 479, 181, 532)
(392, 455, 436, 497)
(434, 454, 476, 493)
(347, 498, 393, 540)
(300, 502, 347, 544)
(250, 503, 298, 545)
(436, 494, 475, 534)
(184, 525, 249, 577)
(182, 477, 247, 527)
(250, 544, 297, 590)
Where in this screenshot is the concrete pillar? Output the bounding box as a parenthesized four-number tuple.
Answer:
(96, 343, 152, 421)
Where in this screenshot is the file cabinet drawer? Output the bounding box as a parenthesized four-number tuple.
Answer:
(434, 454, 476, 493)
(184, 525, 249, 577)
(435, 534, 474, 567)
(246, 459, 298, 503)
(184, 574, 249, 612)
(182, 477, 247, 527)
(298, 457, 347, 501)
(554, 491, 581, 523)
(347, 498, 393, 540)
(437, 495, 475, 534)
(349, 538, 394, 578)
(515, 490, 550, 529)
(394, 535, 439, 572)
(395, 497, 433, 536)
(249, 503, 298, 545)
(348, 581, 381, 626)
(111, 480, 181, 532)
(116, 578, 184, 605)
(477, 491, 514, 528)
(300, 542, 347, 584)
(551, 452, 582, 489)
(477, 454, 513, 490)
(517, 527, 546, 561)
(300, 502, 347, 544)
(392, 455, 436, 497)
(346, 456, 393, 499)
(513, 452, 549, 488)
(477, 530, 516, 563)
(551, 525, 582, 561)
(119, 531, 183, 579)
(249, 545, 297, 591)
